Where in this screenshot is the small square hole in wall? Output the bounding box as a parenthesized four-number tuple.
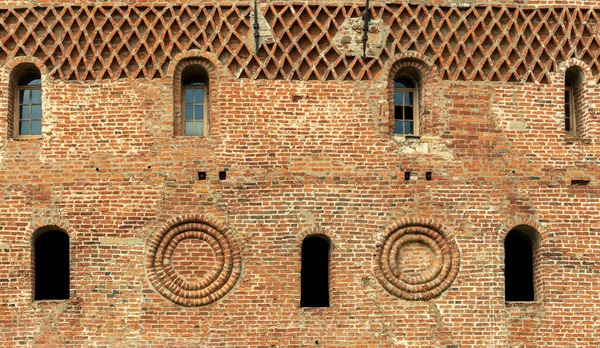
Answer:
(426, 171, 432, 181)
(571, 179, 590, 186)
(219, 171, 227, 180)
(198, 172, 206, 180)
(404, 172, 411, 181)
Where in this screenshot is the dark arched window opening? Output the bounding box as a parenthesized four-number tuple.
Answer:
(301, 235, 330, 307)
(181, 66, 209, 136)
(505, 226, 539, 302)
(34, 230, 69, 300)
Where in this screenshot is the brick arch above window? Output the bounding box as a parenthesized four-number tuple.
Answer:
(558, 59, 594, 138)
(500, 217, 549, 245)
(557, 59, 595, 85)
(387, 56, 437, 136)
(387, 53, 439, 84)
(172, 56, 219, 137)
(296, 228, 336, 250)
(5, 58, 47, 139)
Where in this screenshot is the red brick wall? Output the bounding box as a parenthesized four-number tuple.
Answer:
(0, 1, 599, 347)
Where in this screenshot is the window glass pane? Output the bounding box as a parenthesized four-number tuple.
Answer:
(394, 106, 403, 120)
(405, 107, 414, 120)
(405, 91, 413, 106)
(185, 106, 193, 120)
(394, 91, 403, 105)
(405, 121, 414, 134)
(185, 88, 193, 104)
(185, 121, 194, 136)
(195, 105, 204, 120)
(19, 105, 31, 120)
(20, 105, 30, 120)
(564, 89, 570, 103)
(31, 120, 41, 135)
(20, 121, 30, 135)
(196, 121, 204, 136)
(31, 105, 42, 120)
(20, 89, 30, 104)
(195, 88, 204, 103)
(394, 120, 403, 134)
(31, 89, 41, 104)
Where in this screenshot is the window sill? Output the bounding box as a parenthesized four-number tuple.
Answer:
(564, 135, 590, 145)
(172, 135, 208, 140)
(34, 298, 69, 304)
(301, 306, 330, 313)
(505, 300, 543, 317)
(392, 134, 421, 142)
(11, 135, 42, 141)
(32, 298, 71, 309)
(505, 300, 541, 306)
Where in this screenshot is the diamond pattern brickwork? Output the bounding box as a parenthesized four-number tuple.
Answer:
(0, 5, 252, 80)
(256, 4, 600, 83)
(372, 4, 600, 84)
(0, 4, 599, 83)
(253, 4, 379, 80)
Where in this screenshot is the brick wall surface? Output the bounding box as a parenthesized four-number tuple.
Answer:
(0, 0, 599, 347)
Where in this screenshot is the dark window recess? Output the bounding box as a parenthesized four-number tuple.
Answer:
(301, 236, 330, 307)
(571, 179, 590, 186)
(35, 230, 69, 300)
(404, 172, 411, 181)
(219, 171, 227, 180)
(504, 229, 534, 301)
(426, 171, 432, 181)
(198, 172, 207, 180)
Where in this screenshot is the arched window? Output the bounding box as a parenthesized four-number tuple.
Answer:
(564, 66, 584, 136)
(34, 229, 69, 300)
(504, 225, 540, 302)
(394, 78, 417, 134)
(301, 235, 330, 307)
(181, 66, 209, 136)
(11, 65, 42, 137)
(393, 65, 422, 135)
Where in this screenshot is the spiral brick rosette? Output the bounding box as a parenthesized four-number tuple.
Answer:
(374, 220, 460, 301)
(146, 216, 242, 306)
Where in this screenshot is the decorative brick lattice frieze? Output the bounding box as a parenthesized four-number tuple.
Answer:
(0, 4, 599, 82)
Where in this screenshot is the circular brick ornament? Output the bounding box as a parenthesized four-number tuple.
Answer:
(146, 216, 241, 306)
(374, 220, 460, 301)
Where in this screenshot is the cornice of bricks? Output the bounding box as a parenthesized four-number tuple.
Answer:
(0, 4, 598, 83)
